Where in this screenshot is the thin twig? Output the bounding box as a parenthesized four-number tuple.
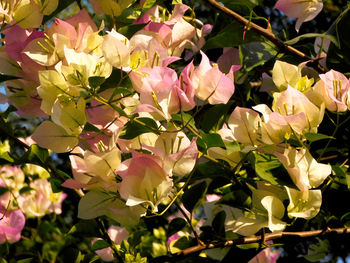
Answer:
(205, 0, 326, 72)
(174, 202, 202, 244)
(177, 227, 350, 256)
(0, 126, 30, 149)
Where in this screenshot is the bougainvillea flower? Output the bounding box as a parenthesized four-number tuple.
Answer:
(190, 51, 236, 104)
(118, 152, 173, 212)
(204, 183, 286, 237)
(3, 79, 45, 118)
(78, 190, 146, 226)
(252, 103, 312, 149)
(17, 178, 66, 217)
(51, 96, 86, 136)
(248, 246, 280, 263)
(2, 0, 42, 28)
(176, 61, 196, 111)
(0, 165, 25, 210)
(207, 147, 241, 168)
(272, 86, 324, 133)
(0, 207, 25, 244)
(24, 9, 101, 67)
(135, 4, 195, 56)
(135, 4, 212, 57)
(102, 29, 130, 68)
(131, 66, 181, 119)
(306, 70, 349, 112)
(94, 226, 129, 262)
(89, 0, 135, 17)
(31, 120, 79, 153)
(63, 144, 122, 190)
(275, 146, 331, 191)
(142, 130, 198, 176)
(227, 106, 261, 147)
(275, 0, 323, 32)
(285, 187, 322, 219)
(217, 47, 241, 74)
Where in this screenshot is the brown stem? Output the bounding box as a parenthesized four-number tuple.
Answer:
(0, 126, 30, 149)
(177, 227, 350, 256)
(205, 0, 326, 72)
(175, 202, 202, 244)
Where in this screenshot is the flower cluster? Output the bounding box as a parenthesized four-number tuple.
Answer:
(0, 164, 66, 244)
(0, 0, 348, 261)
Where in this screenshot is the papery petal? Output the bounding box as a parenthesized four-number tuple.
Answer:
(228, 106, 261, 146)
(285, 187, 322, 219)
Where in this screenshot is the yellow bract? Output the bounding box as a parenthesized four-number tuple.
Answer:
(13, 0, 43, 28)
(272, 60, 301, 91)
(32, 121, 79, 153)
(51, 96, 86, 135)
(37, 70, 69, 114)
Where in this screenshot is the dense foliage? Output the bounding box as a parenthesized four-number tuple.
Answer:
(1, 0, 350, 262)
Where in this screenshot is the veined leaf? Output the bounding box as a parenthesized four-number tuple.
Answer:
(285, 33, 339, 48)
(31, 121, 78, 153)
(119, 117, 159, 139)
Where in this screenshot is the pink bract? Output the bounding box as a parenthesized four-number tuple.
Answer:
(0, 207, 25, 244)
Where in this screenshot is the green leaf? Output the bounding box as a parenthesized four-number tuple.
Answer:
(109, 87, 133, 102)
(224, 141, 240, 154)
(304, 238, 329, 262)
(0, 152, 14, 163)
(19, 186, 34, 195)
(20, 144, 49, 166)
(109, 103, 130, 117)
(49, 178, 63, 193)
(239, 41, 277, 72)
(201, 132, 225, 149)
(219, 0, 260, 14)
(0, 74, 19, 83)
(182, 181, 207, 213)
(304, 132, 334, 143)
(332, 165, 347, 186)
(66, 220, 100, 237)
(236, 243, 259, 249)
(83, 122, 102, 133)
(119, 117, 159, 139)
(169, 236, 195, 254)
(326, 7, 350, 72)
(167, 218, 187, 238)
(91, 240, 110, 251)
(88, 76, 105, 89)
(171, 113, 197, 130)
(38, 221, 61, 240)
(340, 212, 350, 227)
(200, 102, 233, 133)
(142, 0, 157, 9)
(17, 259, 33, 263)
(172, 0, 182, 4)
(74, 250, 84, 263)
(0, 186, 9, 196)
(284, 33, 339, 47)
(56, 169, 71, 179)
(100, 69, 124, 92)
(118, 23, 148, 39)
(250, 152, 295, 187)
(195, 161, 230, 180)
(212, 210, 226, 236)
(204, 21, 262, 50)
(218, 189, 251, 208)
(346, 173, 350, 190)
(42, 0, 76, 24)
